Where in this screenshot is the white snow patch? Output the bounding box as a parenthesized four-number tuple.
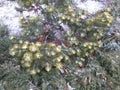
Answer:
(0, 0, 21, 35)
(74, 0, 105, 14)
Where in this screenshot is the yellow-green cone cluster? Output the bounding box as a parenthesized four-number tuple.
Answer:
(9, 41, 69, 74)
(18, 0, 34, 7)
(58, 5, 87, 24)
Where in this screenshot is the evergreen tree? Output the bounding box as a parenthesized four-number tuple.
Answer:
(0, 0, 119, 90)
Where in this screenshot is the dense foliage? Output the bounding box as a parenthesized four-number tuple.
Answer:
(0, 25, 12, 61)
(10, 0, 113, 74)
(0, 0, 119, 90)
(103, 0, 120, 50)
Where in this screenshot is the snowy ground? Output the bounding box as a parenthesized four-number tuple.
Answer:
(0, 0, 105, 35)
(74, 0, 105, 14)
(0, 0, 21, 35)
